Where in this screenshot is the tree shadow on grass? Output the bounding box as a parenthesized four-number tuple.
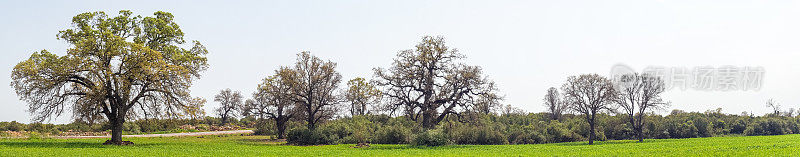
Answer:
(0, 141, 165, 148)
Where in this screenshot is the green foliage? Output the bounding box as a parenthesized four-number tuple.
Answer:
(411, 129, 451, 146)
(544, 121, 583, 143)
(0, 121, 28, 132)
(371, 124, 411, 144)
(744, 117, 797, 136)
(448, 123, 508, 145)
(253, 120, 275, 136)
(286, 127, 331, 145)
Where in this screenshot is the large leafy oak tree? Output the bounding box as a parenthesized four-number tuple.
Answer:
(11, 10, 208, 145)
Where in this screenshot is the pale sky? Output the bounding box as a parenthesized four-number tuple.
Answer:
(2, 0, 799, 123)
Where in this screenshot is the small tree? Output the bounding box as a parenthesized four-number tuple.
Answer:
(543, 87, 567, 120)
(344, 77, 382, 116)
(615, 73, 668, 142)
(499, 104, 526, 116)
(245, 67, 298, 139)
(766, 98, 782, 116)
(215, 89, 243, 125)
(185, 97, 208, 120)
(562, 74, 617, 145)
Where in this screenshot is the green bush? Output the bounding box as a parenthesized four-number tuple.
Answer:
(507, 130, 546, 144)
(450, 125, 507, 145)
(730, 119, 748, 134)
(411, 129, 450, 146)
(545, 122, 582, 143)
(26, 123, 57, 134)
(0, 121, 27, 131)
(123, 122, 141, 134)
(252, 120, 276, 136)
(372, 124, 410, 144)
(286, 128, 331, 145)
(745, 118, 791, 136)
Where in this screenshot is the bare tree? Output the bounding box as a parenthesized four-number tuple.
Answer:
(286, 52, 341, 130)
(374, 36, 501, 129)
(245, 67, 298, 138)
(766, 98, 781, 116)
(544, 87, 567, 120)
(499, 104, 526, 116)
(785, 108, 796, 117)
(344, 77, 382, 116)
(615, 73, 669, 142)
(214, 89, 243, 124)
(562, 74, 617, 145)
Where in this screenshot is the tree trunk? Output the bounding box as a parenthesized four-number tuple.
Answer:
(635, 114, 645, 142)
(307, 115, 316, 131)
(221, 115, 229, 125)
(637, 127, 644, 142)
(422, 109, 436, 130)
(276, 118, 287, 139)
(587, 113, 596, 145)
(628, 115, 639, 142)
(103, 116, 132, 145)
(588, 120, 596, 145)
(111, 119, 123, 143)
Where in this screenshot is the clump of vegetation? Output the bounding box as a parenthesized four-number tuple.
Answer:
(286, 127, 330, 145)
(412, 129, 451, 146)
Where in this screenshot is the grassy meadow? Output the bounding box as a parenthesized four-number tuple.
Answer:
(1, 134, 799, 156)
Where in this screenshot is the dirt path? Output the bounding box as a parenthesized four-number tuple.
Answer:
(50, 130, 254, 139)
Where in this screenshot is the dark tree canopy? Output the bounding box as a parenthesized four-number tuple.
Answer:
(374, 36, 500, 129)
(11, 10, 208, 145)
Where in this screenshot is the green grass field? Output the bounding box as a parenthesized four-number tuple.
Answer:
(2, 134, 799, 156)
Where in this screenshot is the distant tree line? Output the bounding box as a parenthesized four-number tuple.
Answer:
(207, 36, 800, 146)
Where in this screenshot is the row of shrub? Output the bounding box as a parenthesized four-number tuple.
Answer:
(0, 116, 255, 135)
(276, 110, 800, 146)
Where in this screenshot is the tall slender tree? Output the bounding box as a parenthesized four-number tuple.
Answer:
(562, 74, 617, 145)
